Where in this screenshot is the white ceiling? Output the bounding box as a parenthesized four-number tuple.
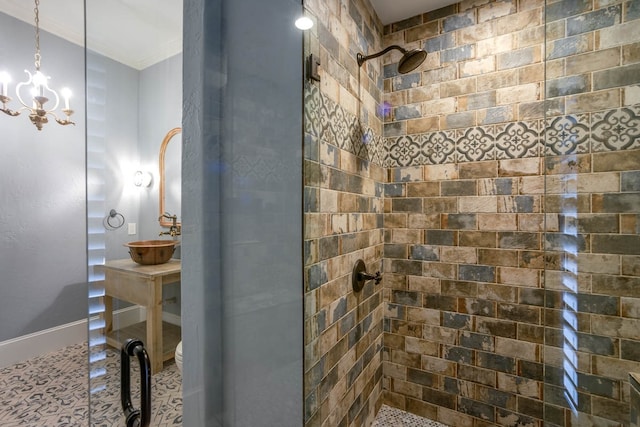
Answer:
(0, 0, 182, 70)
(370, 0, 459, 25)
(0, 1, 452, 70)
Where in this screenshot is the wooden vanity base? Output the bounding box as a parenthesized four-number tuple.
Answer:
(99, 259, 181, 374)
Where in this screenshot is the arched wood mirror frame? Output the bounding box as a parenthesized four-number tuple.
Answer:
(159, 127, 182, 227)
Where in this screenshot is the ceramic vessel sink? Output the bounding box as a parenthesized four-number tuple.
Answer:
(124, 240, 179, 265)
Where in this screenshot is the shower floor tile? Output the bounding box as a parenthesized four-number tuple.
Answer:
(372, 404, 449, 427)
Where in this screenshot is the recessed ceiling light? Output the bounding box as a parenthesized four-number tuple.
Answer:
(295, 16, 313, 30)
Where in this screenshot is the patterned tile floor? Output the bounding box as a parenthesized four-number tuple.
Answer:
(0, 343, 444, 427)
(0, 342, 182, 426)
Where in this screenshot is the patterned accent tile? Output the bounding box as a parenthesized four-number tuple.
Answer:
(344, 113, 361, 155)
(591, 106, 640, 152)
(0, 343, 182, 426)
(495, 120, 542, 159)
(318, 93, 336, 145)
(305, 85, 386, 167)
(384, 137, 397, 168)
(304, 83, 321, 138)
(424, 131, 457, 165)
(373, 404, 449, 426)
(364, 131, 384, 165)
(388, 135, 425, 167)
(456, 125, 495, 162)
(369, 135, 384, 165)
(330, 104, 348, 149)
(545, 114, 590, 155)
(308, 89, 638, 168)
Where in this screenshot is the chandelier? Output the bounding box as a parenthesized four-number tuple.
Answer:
(0, 0, 74, 131)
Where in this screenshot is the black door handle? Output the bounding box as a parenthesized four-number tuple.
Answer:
(121, 338, 152, 427)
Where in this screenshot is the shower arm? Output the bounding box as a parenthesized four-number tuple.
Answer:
(357, 45, 407, 67)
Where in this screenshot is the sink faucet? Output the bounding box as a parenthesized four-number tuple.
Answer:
(159, 212, 181, 237)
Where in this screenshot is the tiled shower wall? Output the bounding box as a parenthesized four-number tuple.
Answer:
(381, 0, 640, 427)
(303, 0, 388, 425)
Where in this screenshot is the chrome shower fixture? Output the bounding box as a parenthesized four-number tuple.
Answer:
(357, 45, 427, 74)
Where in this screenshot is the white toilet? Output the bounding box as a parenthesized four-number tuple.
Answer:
(175, 341, 183, 374)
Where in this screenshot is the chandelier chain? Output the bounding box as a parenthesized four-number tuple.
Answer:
(34, 0, 41, 70)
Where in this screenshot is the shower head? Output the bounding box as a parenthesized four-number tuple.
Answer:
(357, 45, 427, 74)
(397, 49, 428, 74)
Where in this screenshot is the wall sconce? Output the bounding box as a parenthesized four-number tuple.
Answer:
(133, 171, 153, 187)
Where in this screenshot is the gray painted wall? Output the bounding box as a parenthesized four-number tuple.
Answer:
(87, 52, 182, 313)
(0, 9, 181, 342)
(138, 54, 183, 316)
(138, 53, 183, 241)
(182, 0, 303, 425)
(0, 12, 86, 342)
(91, 53, 182, 264)
(88, 51, 141, 264)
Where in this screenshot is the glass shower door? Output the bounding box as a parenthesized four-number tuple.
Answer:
(543, 1, 640, 425)
(87, 0, 304, 425)
(86, 1, 184, 424)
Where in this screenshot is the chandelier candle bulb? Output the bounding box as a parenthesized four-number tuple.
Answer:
(0, 72, 9, 97)
(61, 88, 71, 110)
(33, 71, 45, 97)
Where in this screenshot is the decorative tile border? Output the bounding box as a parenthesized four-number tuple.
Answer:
(495, 120, 543, 159)
(304, 83, 385, 166)
(424, 131, 457, 165)
(382, 105, 640, 168)
(546, 114, 590, 156)
(305, 85, 640, 168)
(592, 107, 640, 152)
(457, 125, 496, 162)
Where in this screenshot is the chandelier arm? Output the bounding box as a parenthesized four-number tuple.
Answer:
(49, 110, 75, 126)
(14, 72, 34, 109)
(43, 78, 60, 112)
(0, 106, 22, 117)
(54, 118, 76, 126)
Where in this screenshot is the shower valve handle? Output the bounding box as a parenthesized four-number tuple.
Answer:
(358, 270, 382, 285)
(352, 259, 382, 292)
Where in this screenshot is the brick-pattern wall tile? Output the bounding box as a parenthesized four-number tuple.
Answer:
(304, 40, 386, 424)
(306, 0, 640, 425)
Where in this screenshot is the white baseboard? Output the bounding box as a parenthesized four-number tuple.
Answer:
(0, 305, 145, 368)
(113, 305, 146, 329)
(136, 307, 182, 327)
(163, 311, 182, 327)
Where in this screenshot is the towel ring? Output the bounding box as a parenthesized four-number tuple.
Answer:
(104, 209, 125, 230)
